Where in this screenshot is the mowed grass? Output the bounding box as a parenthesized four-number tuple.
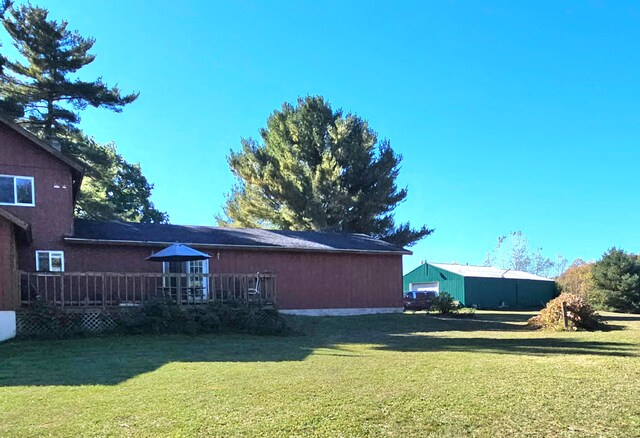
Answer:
(1, 311, 639, 437)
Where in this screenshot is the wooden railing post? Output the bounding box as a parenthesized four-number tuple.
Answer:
(101, 273, 106, 309)
(17, 271, 278, 309)
(176, 273, 182, 306)
(17, 272, 25, 307)
(27, 272, 31, 306)
(60, 274, 65, 309)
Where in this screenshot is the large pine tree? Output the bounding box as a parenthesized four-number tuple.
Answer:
(1, 4, 137, 138)
(0, 0, 22, 119)
(219, 96, 432, 247)
(0, 4, 167, 223)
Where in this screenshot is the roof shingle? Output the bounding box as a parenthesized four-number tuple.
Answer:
(68, 219, 411, 255)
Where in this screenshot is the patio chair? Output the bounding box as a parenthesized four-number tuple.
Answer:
(247, 272, 261, 300)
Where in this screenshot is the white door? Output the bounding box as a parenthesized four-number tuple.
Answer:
(163, 260, 209, 299)
(187, 260, 209, 299)
(200, 260, 209, 299)
(409, 282, 440, 293)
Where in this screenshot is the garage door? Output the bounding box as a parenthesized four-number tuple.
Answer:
(409, 282, 440, 293)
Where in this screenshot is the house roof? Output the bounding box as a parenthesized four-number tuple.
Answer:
(430, 263, 554, 281)
(66, 219, 412, 255)
(0, 115, 84, 199)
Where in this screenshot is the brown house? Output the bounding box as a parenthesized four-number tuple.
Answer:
(0, 117, 410, 339)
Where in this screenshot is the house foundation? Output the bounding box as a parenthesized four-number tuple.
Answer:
(280, 307, 404, 316)
(0, 311, 16, 342)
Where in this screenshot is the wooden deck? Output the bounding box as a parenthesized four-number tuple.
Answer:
(19, 271, 276, 309)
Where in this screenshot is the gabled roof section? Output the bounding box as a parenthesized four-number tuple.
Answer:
(0, 115, 84, 199)
(0, 207, 32, 243)
(430, 263, 554, 281)
(0, 115, 84, 173)
(66, 219, 412, 255)
(0, 207, 30, 230)
(404, 262, 427, 277)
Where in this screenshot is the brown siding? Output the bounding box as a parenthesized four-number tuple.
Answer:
(63, 243, 404, 309)
(0, 218, 19, 310)
(0, 122, 75, 271)
(0, 121, 404, 310)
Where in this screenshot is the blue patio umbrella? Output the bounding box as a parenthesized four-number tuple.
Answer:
(145, 243, 211, 262)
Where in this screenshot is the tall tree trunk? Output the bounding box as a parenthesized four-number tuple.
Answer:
(45, 94, 54, 140)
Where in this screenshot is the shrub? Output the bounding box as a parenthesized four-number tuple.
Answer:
(528, 293, 601, 331)
(592, 247, 640, 313)
(231, 306, 291, 335)
(119, 299, 292, 336)
(17, 299, 294, 339)
(119, 298, 188, 334)
(17, 301, 87, 339)
(431, 292, 457, 314)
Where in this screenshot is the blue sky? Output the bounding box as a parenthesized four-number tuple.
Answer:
(4, 1, 639, 273)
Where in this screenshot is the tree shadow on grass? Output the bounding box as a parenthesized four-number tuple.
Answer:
(0, 334, 320, 387)
(373, 334, 638, 357)
(0, 312, 636, 387)
(600, 314, 640, 323)
(318, 313, 638, 358)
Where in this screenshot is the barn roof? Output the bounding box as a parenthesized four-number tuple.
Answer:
(66, 219, 412, 255)
(430, 263, 554, 281)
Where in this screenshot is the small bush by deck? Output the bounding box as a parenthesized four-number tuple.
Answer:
(16, 299, 293, 338)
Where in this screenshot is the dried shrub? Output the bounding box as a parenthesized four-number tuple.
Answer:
(528, 293, 602, 331)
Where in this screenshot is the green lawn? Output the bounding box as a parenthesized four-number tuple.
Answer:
(1, 311, 639, 437)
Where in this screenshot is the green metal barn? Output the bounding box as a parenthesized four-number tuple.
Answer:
(403, 263, 556, 309)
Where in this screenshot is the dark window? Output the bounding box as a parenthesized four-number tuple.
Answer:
(0, 175, 34, 206)
(16, 178, 33, 204)
(0, 176, 12, 203)
(37, 252, 50, 271)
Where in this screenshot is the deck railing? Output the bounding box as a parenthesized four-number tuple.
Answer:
(19, 271, 276, 309)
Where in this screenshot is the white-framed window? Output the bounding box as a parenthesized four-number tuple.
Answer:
(36, 251, 65, 272)
(0, 175, 35, 206)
